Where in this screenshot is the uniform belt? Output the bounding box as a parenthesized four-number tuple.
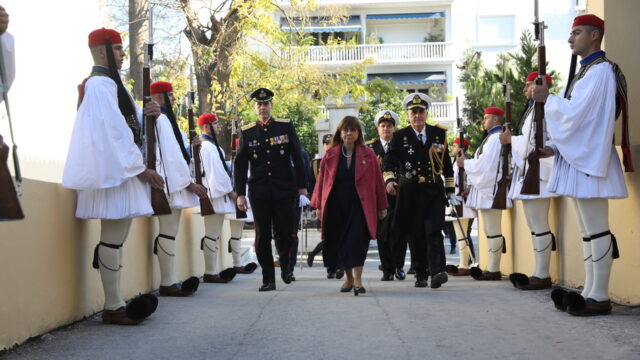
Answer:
(402, 172, 435, 184)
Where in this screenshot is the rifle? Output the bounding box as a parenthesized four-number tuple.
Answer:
(492, 59, 512, 209)
(0, 39, 23, 221)
(143, 5, 171, 215)
(454, 96, 465, 216)
(186, 67, 215, 216)
(230, 102, 247, 219)
(521, 0, 546, 195)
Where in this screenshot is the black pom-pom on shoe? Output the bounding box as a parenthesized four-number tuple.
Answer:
(220, 268, 237, 282)
(445, 265, 459, 274)
(469, 266, 483, 280)
(181, 276, 200, 293)
(509, 272, 529, 289)
(564, 291, 586, 311)
(140, 294, 158, 313)
(550, 288, 568, 311)
(126, 295, 155, 320)
(244, 262, 258, 273)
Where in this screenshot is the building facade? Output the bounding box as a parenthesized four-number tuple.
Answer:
(276, 0, 581, 155)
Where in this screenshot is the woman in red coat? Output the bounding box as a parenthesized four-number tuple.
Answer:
(311, 116, 388, 296)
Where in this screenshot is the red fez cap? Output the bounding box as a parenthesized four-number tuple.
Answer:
(454, 138, 470, 148)
(572, 14, 604, 31)
(88, 28, 122, 47)
(150, 81, 174, 95)
(198, 113, 218, 125)
(484, 107, 504, 117)
(526, 72, 553, 84)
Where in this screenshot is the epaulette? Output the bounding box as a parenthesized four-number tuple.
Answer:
(274, 118, 290, 123)
(241, 122, 257, 131)
(436, 124, 448, 131)
(365, 139, 377, 145)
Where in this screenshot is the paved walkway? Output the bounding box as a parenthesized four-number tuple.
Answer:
(3, 232, 640, 360)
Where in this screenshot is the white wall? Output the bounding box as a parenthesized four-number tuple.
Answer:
(0, 0, 106, 183)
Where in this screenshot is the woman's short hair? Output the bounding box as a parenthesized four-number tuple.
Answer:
(332, 115, 365, 146)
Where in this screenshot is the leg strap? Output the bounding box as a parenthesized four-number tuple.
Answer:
(533, 231, 557, 252)
(457, 237, 469, 250)
(92, 242, 123, 271)
(487, 234, 506, 254)
(201, 235, 217, 252)
(228, 237, 241, 253)
(582, 237, 592, 262)
(590, 230, 620, 260)
(153, 234, 176, 256)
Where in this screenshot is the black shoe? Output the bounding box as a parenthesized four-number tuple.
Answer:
(430, 272, 449, 289)
(327, 271, 336, 279)
(259, 283, 276, 292)
(378, 264, 384, 271)
(395, 268, 406, 280)
(449, 247, 456, 255)
(335, 269, 345, 280)
(307, 253, 315, 267)
(353, 286, 366, 296)
(381, 272, 394, 281)
(340, 285, 353, 293)
(281, 271, 294, 284)
(415, 277, 428, 288)
(407, 267, 416, 275)
(290, 273, 296, 281)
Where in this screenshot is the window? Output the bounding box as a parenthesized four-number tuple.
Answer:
(477, 15, 515, 46)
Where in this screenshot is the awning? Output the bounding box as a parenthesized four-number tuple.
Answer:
(367, 12, 445, 20)
(367, 72, 447, 85)
(281, 15, 361, 33)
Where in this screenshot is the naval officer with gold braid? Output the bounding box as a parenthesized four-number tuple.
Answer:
(382, 93, 456, 289)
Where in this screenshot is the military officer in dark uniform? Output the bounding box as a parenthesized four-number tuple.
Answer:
(367, 110, 407, 281)
(234, 88, 308, 292)
(383, 93, 459, 289)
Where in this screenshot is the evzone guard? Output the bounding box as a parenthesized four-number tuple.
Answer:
(533, 14, 633, 316)
(457, 107, 512, 281)
(446, 137, 477, 276)
(149, 81, 208, 297)
(501, 72, 559, 291)
(63, 28, 163, 324)
(197, 113, 239, 283)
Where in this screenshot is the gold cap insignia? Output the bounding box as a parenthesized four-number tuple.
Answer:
(412, 95, 421, 104)
(383, 112, 392, 119)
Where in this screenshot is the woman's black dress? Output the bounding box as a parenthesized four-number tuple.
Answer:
(323, 147, 371, 269)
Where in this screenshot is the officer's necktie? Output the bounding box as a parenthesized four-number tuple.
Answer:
(418, 133, 424, 144)
(384, 142, 389, 153)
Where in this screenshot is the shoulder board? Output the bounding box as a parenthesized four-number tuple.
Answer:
(365, 139, 377, 145)
(435, 124, 448, 131)
(274, 118, 290, 123)
(241, 122, 257, 131)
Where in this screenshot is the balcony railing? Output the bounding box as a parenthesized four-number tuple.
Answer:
(430, 101, 454, 122)
(285, 42, 452, 64)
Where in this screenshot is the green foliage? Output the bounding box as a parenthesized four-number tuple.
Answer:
(357, 78, 408, 140)
(457, 29, 561, 153)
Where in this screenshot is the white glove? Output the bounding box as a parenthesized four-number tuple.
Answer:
(299, 194, 311, 207)
(447, 193, 462, 207)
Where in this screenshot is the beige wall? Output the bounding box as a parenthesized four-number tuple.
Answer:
(0, 179, 233, 350)
(477, 0, 640, 304)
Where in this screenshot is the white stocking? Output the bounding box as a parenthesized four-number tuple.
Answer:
(575, 198, 612, 302)
(453, 218, 471, 269)
(229, 220, 244, 267)
(203, 214, 225, 275)
(99, 218, 132, 311)
(522, 198, 552, 279)
(156, 211, 182, 286)
(480, 209, 503, 272)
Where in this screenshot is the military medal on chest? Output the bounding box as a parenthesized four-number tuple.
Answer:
(407, 146, 415, 155)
